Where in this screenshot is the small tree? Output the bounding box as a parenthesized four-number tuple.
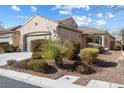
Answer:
(42, 40, 80, 68)
(42, 40, 69, 68)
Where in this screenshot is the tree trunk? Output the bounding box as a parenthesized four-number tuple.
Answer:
(55, 55, 63, 68)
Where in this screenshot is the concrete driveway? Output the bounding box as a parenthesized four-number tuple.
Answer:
(0, 52, 32, 66)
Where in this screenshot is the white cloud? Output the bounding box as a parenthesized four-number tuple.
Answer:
(11, 5, 21, 12)
(96, 19, 106, 25)
(73, 15, 93, 25)
(97, 13, 103, 18)
(107, 12, 115, 18)
(52, 5, 90, 11)
(15, 15, 29, 19)
(52, 5, 90, 15)
(109, 5, 124, 8)
(88, 13, 92, 16)
(30, 6, 37, 12)
(59, 10, 72, 15)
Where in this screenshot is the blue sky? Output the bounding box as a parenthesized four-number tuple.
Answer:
(0, 5, 124, 34)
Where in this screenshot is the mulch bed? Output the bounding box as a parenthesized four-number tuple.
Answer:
(0, 50, 123, 86)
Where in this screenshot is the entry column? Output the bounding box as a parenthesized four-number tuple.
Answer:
(101, 35, 105, 47)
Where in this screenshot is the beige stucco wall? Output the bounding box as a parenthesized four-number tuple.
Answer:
(57, 27, 82, 46)
(12, 32, 20, 47)
(61, 18, 78, 28)
(18, 15, 59, 51)
(103, 35, 115, 49)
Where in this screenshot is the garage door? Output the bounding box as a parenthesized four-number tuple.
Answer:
(0, 36, 13, 44)
(25, 35, 50, 51)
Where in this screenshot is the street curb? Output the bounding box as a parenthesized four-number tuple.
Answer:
(0, 68, 84, 88)
(0, 68, 55, 88)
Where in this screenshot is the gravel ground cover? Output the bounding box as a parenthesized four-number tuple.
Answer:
(0, 50, 123, 86)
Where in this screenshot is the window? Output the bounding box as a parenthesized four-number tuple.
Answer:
(99, 38, 102, 45)
(95, 38, 99, 44)
(95, 37, 102, 45)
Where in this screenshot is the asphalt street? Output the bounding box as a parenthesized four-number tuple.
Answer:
(0, 76, 39, 88)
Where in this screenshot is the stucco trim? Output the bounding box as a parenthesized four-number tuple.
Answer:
(0, 31, 20, 34)
(0, 36, 10, 38)
(24, 31, 51, 36)
(17, 15, 59, 31)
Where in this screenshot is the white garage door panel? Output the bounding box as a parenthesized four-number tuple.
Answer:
(0, 37, 13, 44)
(26, 35, 50, 51)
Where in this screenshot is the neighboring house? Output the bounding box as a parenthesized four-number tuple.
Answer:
(0, 15, 116, 51)
(0, 26, 21, 46)
(78, 26, 116, 50)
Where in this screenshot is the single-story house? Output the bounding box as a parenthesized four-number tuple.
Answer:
(78, 26, 116, 50)
(0, 15, 116, 51)
(0, 25, 21, 46)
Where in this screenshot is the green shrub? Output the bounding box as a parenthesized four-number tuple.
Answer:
(0, 42, 9, 46)
(42, 41, 60, 60)
(14, 59, 30, 69)
(30, 39, 47, 52)
(72, 62, 95, 75)
(5, 45, 17, 52)
(87, 43, 104, 54)
(0, 42, 19, 52)
(72, 41, 80, 54)
(98, 46, 105, 54)
(32, 52, 42, 59)
(63, 40, 80, 60)
(59, 45, 69, 58)
(80, 48, 99, 65)
(27, 59, 48, 73)
(0, 47, 4, 53)
(66, 49, 74, 60)
(7, 60, 17, 66)
(42, 41, 65, 68)
(116, 43, 122, 50)
(15, 47, 21, 52)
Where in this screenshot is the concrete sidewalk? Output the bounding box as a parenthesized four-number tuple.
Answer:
(0, 68, 124, 88)
(0, 52, 32, 66)
(86, 79, 124, 88)
(0, 68, 84, 88)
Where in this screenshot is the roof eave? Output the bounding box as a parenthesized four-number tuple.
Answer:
(58, 24, 82, 33)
